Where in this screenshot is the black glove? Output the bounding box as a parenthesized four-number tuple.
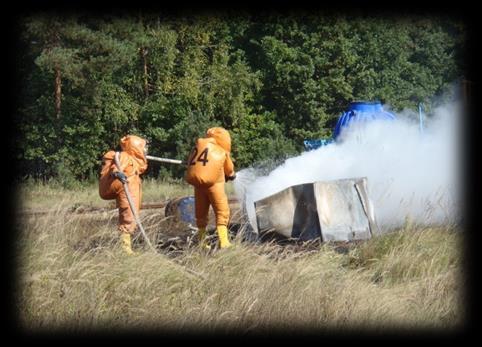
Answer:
(112, 171, 128, 183)
(225, 174, 236, 181)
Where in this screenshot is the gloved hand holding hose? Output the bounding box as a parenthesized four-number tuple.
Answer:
(112, 171, 128, 183)
(225, 174, 236, 181)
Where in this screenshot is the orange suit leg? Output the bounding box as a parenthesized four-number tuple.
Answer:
(194, 186, 211, 229)
(207, 182, 229, 227)
(117, 177, 141, 235)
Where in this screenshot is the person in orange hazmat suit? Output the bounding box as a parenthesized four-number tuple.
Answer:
(99, 135, 148, 255)
(185, 127, 236, 249)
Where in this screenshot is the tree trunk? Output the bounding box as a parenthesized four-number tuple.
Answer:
(54, 65, 62, 118)
(140, 47, 149, 97)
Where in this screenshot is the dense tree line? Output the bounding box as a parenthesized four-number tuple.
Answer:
(15, 12, 466, 181)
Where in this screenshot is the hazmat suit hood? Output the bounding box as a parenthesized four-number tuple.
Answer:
(120, 135, 148, 171)
(206, 127, 231, 153)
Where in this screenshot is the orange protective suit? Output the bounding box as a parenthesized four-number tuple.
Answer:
(185, 127, 235, 229)
(99, 135, 148, 235)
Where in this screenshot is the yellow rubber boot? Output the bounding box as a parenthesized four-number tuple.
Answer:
(121, 233, 136, 255)
(198, 227, 211, 250)
(216, 225, 232, 249)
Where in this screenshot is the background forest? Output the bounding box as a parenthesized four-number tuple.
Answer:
(15, 12, 467, 182)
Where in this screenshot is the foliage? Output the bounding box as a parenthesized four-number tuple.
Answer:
(15, 13, 466, 179)
(231, 112, 296, 168)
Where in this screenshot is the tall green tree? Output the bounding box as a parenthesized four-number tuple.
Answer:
(16, 13, 466, 180)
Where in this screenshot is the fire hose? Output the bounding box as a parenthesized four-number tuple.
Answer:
(114, 151, 155, 251)
(114, 152, 205, 279)
(146, 155, 184, 165)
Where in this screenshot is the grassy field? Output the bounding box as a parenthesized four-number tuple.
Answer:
(18, 177, 195, 210)
(15, 179, 464, 334)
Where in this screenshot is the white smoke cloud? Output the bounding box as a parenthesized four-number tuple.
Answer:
(234, 101, 462, 232)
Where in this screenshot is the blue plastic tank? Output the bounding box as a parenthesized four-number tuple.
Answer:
(333, 101, 396, 140)
(165, 196, 196, 224)
(303, 138, 334, 151)
(178, 196, 196, 224)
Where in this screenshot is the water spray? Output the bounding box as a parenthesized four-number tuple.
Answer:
(235, 101, 460, 232)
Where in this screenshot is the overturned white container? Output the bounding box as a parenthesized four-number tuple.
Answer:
(254, 177, 378, 242)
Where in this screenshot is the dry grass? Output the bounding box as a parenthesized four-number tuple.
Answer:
(15, 181, 464, 334)
(18, 177, 193, 211)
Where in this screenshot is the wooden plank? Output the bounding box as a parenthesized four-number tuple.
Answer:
(19, 197, 240, 216)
